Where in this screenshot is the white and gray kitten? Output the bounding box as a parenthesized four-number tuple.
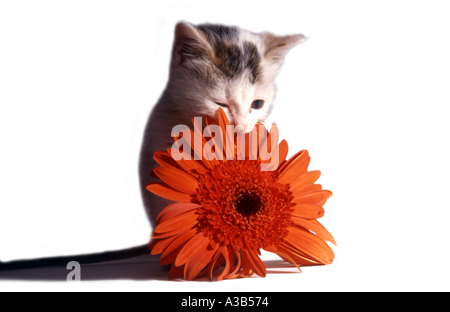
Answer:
(139, 22, 305, 230)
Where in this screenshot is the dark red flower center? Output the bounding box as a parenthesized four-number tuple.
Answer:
(235, 192, 262, 218)
(195, 160, 295, 250)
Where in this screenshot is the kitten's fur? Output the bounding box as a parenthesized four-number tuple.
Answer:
(139, 22, 305, 230)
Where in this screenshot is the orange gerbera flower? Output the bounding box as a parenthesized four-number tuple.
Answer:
(147, 108, 335, 281)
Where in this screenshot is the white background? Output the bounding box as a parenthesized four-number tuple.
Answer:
(1, 0, 449, 291)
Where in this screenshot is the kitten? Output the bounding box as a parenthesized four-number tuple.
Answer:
(139, 22, 305, 230)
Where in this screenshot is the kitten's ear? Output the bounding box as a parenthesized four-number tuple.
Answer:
(263, 33, 306, 65)
(173, 21, 211, 64)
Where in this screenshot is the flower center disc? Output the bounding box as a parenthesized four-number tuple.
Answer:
(195, 160, 294, 250)
(235, 192, 262, 218)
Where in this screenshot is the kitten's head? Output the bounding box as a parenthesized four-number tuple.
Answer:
(167, 22, 305, 133)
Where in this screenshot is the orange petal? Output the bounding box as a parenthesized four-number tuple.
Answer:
(225, 247, 242, 279)
(242, 249, 266, 277)
(176, 159, 203, 179)
(192, 117, 221, 167)
(191, 116, 202, 135)
(205, 115, 216, 127)
(184, 242, 220, 281)
(262, 123, 280, 163)
(278, 139, 289, 166)
(152, 227, 197, 245)
(278, 150, 309, 176)
(277, 154, 311, 184)
(146, 182, 193, 202)
(208, 246, 225, 280)
(291, 184, 323, 195)
(174, 132, 193, 159)
(155, 211, 198, 234)
(203, 124, 225, 161)
(224, 123, 237, 160)
(277, 242, 322, 266)
(206, 253, 225, 280)
(291, 219, 336, 245)
(156, 202, 202, 224)
(150, 233, 180, 255)
(291, 204, 325, 219)
(153, 151, 183, 171)
(166, 148, 206, 177)
(193, 166, 209, 176)
(293, 190, 332, 206)
(257, 126, 271, 163)
(288, 171, 321, 190)
(217, 246, 232, 281)
(283, 226, 335, 265)
(153, 166, 198, 194)
(151, 221, 195, 239)
(190, 128, 214, 169)
(175, 232, 210, 267)
(160, 227, 198, 265)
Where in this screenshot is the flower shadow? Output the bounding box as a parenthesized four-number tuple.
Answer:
(0, 245, 169, 281)
(0, 245, 302, 282)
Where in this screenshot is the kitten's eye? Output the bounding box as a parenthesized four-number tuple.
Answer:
(251, 100, 265, 110)
(215, 102, 228, 108)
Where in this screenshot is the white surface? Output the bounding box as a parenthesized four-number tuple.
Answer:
(1, 0, 450, 291)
